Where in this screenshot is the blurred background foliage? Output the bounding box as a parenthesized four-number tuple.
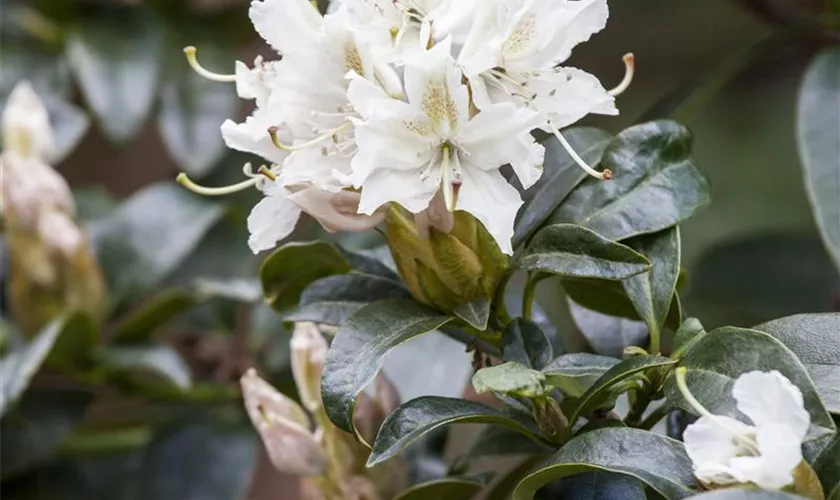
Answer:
(0, 0, 838, 498)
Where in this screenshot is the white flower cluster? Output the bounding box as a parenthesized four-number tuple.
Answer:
(179, 0, 632, 255)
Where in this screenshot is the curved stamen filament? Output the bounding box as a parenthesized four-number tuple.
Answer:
(489, 69, 537, 100)
(177, 173, 257, 196)
(548, 122, 612, 180)
(608, 53, 635, 97)
(257, 165, 277, 181)
(184, 46, 236, 83)
(268, 122, 352, 152)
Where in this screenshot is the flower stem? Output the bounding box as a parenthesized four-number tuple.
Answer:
(493, 270, 514, 327)
(648, 323, 662, 355)
(522, 274, 537, 321)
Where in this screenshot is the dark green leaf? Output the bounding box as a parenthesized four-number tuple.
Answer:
(514, 128, 613, 246)
(541, 353, 620, 398)
(0, 389, 93, 480)
(549, 120, 710, 241)
(284, 274, 411, 326)
(813, 431, 840, 500)
(503, 319, 553, 370)
(672, 318, 706, 359)
(685, 492, 805, 500)
(322, 299, 453, 434)
(114, 289, 201, 343)
(260, 241, 353, 311)
(544, 471, 646, 500)
(453, 297, 492, 331)
(158, 34, 237, 177)
(797, 47, 840, 270)
(46, 312, 98, 372)
(139, 422, 257, 500)
(467, 425, 553, 459)
(512, 428, 696, 500)
(99, 344, 192, 391)
(66, 11, 162, 142)
(665, 326, 836, 440)
(518, 224, 650, 280)
(568, 355, 676, 425)
(394, 474, 491, 500)
(755, 314, 840, 414)
(567, 298, 648, 357)
(622, 228, 681, 336)
(369, 396, 545, 467)
(0, 43, 71, 99)
(472, 362, 547, 398)
(91, 184, 226, 308)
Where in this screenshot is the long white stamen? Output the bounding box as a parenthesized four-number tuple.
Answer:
(268, 123, 352, 152)
(608, 53, 635, 97)
(489, 69, 537, 100)
(183, 46, 236, 83)
(548, 122, 612, 180)
(177, 173, 258, 196)
(441, 145, 454, 211)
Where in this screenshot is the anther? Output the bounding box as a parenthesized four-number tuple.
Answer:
(608, 53, 635, 97)
(184, 46, 236, 83)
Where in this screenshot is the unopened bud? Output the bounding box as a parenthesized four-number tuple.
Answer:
(2, 81, 54, 161)
(291, 322, 329, 413)
(533, 397, 569, 443)
(241, 368, 326, 476)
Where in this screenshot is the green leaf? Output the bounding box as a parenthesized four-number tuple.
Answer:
(503, 319, 553, 369)
(672, 317, 706, 359)
(567, 298, 648, 357)
(66, 10, 162, 143)
(285, 274, 411, 326)
(541, 353, 620, 398)
(755, 314, 840, 414)
(473, 362, 547, 398)
(453, 297, 492, 331)
(0, 389, 93, 480)
(74, 186, 119, 222)
(549, 120, 710, 241)
(139, 422, 257, 500)
(684, 492, 804, 500)
(394, 474, 491, 500)
(622, 228, 681, 337)
(517, 224, 650, 280)
(514, 128, 613, 246)
(91, 184, 226, 309)
(157, 33, 237, 177)
(369, 396, 545, 467)
(797, 47, 840, 270)
(813, 432, 840, 500)
(544, 471, 646, 500)
(46, 312, 98, 372)
(0, 314, 93, 416)
(99, 345, 192, 391)
(322, 299, 454, 434)
(114, 289, 201, 343)
(512, 428, 696, 500)
(568, 355, 676, 425)
(665, 326, 836, 440)
(467, 425, 553, 459)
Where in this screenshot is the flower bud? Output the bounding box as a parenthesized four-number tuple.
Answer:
(532, 397, 569, 443)
(1, 81, 54, 161)
(291, 322, 329, 412)
(241, 368, 326, 476)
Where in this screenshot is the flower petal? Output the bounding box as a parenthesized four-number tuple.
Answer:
(534, 0, 609, 66)
(456, 165, 522, 255)
(287, 186, 386, 232)
(531, 67, 617, 130)
(247, 183, 302, 254)
(733, 370, 810, 440)
(2, 81, 54, 161)
(403, 39, 470, 135)
(683, 415, 754, 486)
(221, 106, 289, 165)
(249, 0, 324, 55)
(357, 167, 438, 215)
(728, 423, 802, 490)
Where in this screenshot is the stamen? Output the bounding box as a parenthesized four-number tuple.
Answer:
(441, 145, 459, 211)
(183, 46, 236, 83)
(608, 53, 635, 97)
(548, 122, 613, 180)
(257, 165, 277, 181)
(268, 123, 352, 152)
(674, 367, 715, 419)
(176, 173, 258, 196)
(489, 69, 537, 100)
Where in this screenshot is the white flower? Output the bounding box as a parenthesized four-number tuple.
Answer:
(290, 322, 329, 412)
(1, 81, 55, 161)
(347, 39, 545, 254)
(677, 368, 811, 490)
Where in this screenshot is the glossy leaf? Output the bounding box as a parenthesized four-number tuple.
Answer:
(453, 297, 492, 331)
(285, 274, 410, 326)
(99, 345, 192, 391)
(472, 362, 547, 398)
(467, 425, 553, 459)
(567, 298, 648, 357)
(514, 128, 613, 246)
(370, 396, 544, 467)
(517, 224, 650, 280)
(755, 314, 840, 414)
(541, 353, 620, 398)
(46, 312, 98, 372)
(685, 492, 805, 500)
(797, 47, 840, 270)
(665, 326, 836, 440)
(503, 319, 553, 369)
(0, 389, 93, 480)
(568, 355, 676, 425)
(322, 299, 453, 433)
(66, 11, 162, 142)
(91, 184, 226, 308)
(813, 432, 840, 500)
(114, 289, 201, 343)
(394, 474, 491, 500)
(622, 228, 681, 336)
(158, 35, 237, 177)
(672, 317, 706, 359)
(512, 428, 696, 500)
(138, 423, 257, 500)
(544, 471, 646, 500)
(549, 120, 710, 241)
